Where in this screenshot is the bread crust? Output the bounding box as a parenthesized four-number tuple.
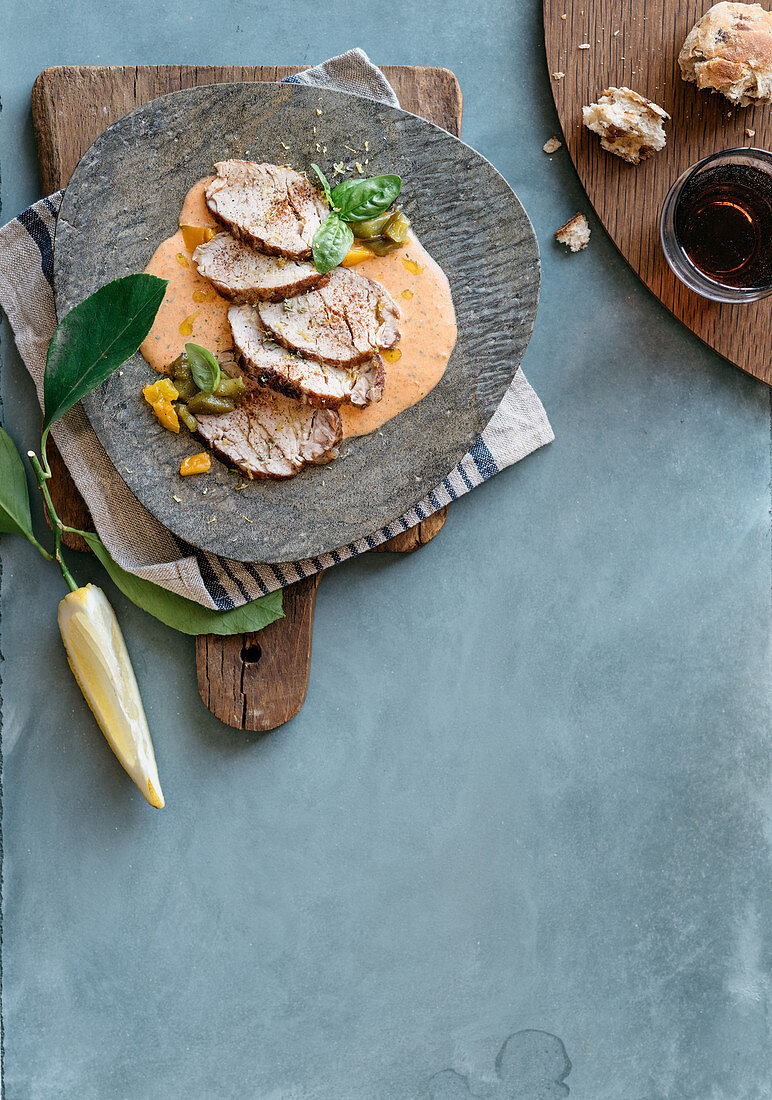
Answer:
(679, 2, 772, 105)
(554, 213, 590, 251)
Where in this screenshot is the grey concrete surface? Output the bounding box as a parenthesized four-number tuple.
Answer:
(0, 2, 769, 1097)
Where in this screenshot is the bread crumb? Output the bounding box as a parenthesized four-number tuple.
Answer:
(543, 136, 563, 153)
(555, 213, 590, 252)
(578, 42, 591, 49)
(746, 127, 756, 137)
(583, 85, 669, 164)
(552, 71, 565, 79)
(561, 11, 566, 17)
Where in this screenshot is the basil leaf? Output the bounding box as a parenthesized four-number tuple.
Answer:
(311, 162, 332, 204)
(0, 427, 35, 542)
(312, 214, 354, 275)
(44, 274, 167, 433)
(83, 532, 284, 636)
(330, 175, 401, 221)
(185, 342, 221, 393)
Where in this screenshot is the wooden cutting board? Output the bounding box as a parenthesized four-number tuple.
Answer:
(545, 0, 772, 386)
(31, 64, 461, 730)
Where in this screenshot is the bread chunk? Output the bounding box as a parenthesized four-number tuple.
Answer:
(582, 87, 669, 164)
(554, 213, 590, 252)
(679, 2, 772, 105)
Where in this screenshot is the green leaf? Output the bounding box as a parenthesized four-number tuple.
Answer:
(330, 175, 401, 222)
(0, 427, 35, 541)
(312, 214, 354, 275)
(83, 532, 284, 636)
(310, 162, 332, 204)
(185, 342, 221, 393)
(43, 274, 168, 433)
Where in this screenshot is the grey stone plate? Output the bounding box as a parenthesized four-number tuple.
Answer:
(55, 82, 540, 562)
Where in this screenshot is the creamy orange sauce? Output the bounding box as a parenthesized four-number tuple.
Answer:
(141, 179, 457, 439)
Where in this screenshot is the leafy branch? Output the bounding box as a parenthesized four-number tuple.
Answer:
(1, 273, 283, 635)
(0, 272, 287, 806)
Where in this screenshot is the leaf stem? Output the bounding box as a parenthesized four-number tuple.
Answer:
(23, 532, 55, 561)
(27, 450, 80, 592)
(40, 426, 52, 476)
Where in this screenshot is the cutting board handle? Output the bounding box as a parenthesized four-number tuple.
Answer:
(193, 507, 449, 731)
(195, 574, 323, 731)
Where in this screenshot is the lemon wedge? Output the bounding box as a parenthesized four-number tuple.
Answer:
(58, 584, 164, 808)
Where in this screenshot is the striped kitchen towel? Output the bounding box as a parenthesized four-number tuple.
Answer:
(0, 49, 553, 609)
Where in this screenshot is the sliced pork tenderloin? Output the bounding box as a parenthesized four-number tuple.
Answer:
(230, 305, 384, 408)
(193, 232, 329, 303)
(195, 356, 341, 479)
(205, 161, 328, 260)
(257, 267, 401, 368)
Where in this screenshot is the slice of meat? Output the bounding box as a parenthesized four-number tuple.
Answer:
(195, 357, 341, 479)
(230, 305, 384, 408)
(257, 268, 401, 367)
(193, 233, 329, 302)
(205, 161, 328, 260)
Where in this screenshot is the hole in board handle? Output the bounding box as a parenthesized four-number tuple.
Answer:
(241, 642, 262, 665)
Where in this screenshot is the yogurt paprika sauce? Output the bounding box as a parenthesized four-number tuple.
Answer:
(141, 177, 457, 439)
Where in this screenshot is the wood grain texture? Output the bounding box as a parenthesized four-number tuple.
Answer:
(545, 0, 772, 385)
(195, 574, 323, 731)
(31, 63, 459, 730)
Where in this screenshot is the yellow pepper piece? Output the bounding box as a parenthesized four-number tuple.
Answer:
(143, 378, 178, 404)
(341, 242, 373, 267)
(179, 224, 217, 251)
(143, 378, 180, 433)
(382, 348, 402, 363)
(180, 452, 212, 476)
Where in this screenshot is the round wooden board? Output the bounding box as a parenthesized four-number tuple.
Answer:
(54, 81, 540, 562)
(545, 0, 772, 386)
